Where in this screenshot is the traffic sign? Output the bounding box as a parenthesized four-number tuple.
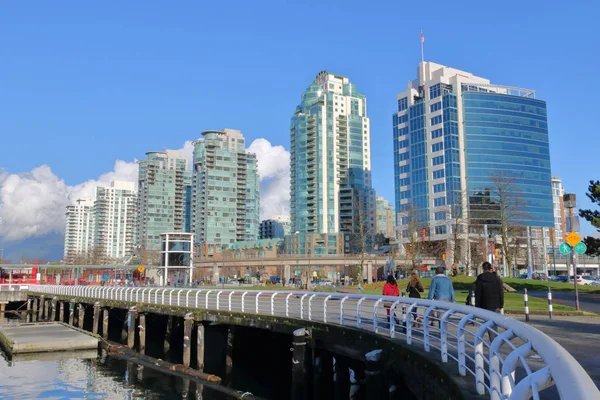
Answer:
(574, 242, 587, 254)
(565, 231, 582, 247)
(138, 265, 145, 273)
(559, 243, 572, 255)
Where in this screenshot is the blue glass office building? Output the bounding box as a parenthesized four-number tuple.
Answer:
(393, 62, 553, 242)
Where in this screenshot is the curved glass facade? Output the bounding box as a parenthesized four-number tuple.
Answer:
(463, 92, 553, 227)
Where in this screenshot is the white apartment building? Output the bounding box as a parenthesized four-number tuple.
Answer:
(94, 181, 137, 261)
(64, 198, 95, 263)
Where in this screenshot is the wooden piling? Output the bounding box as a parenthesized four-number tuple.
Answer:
(225, 326, 235, 385)
(364, 349, 384, 399)
(196, 322, 205, 372)
(291, 328, 308, 400)
(183, 313, 194, 368)
(32, 298, 38, 322)
(78, 304, 85, 330)
(26, 298, 32, 322)
(138, 314, 146, 355)
(40, 295, 45, 320)
(164, 316, 173, 354)
(51, 297, 57, 321)
(127, 307, 137, 349)
(69, 301, 75, 326)
(102, 308, 109, 340)
(93, 302, 101, 335)
(59, 302, 64, 323)
(334, 356, 350, 400)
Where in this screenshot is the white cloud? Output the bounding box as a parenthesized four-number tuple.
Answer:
(0, 138, 290, 241)
(248, 138, 290, 220)
(0, 161, 138, 241)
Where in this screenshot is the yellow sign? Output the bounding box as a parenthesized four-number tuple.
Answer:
(565, 231, 582, 248)
(138, 266, 145, 273)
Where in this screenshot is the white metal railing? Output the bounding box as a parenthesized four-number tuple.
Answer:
(27, 285, 598, 400)
(0, 284, 29, 291)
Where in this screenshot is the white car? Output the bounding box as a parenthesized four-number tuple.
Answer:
(576, 275, 596, 285)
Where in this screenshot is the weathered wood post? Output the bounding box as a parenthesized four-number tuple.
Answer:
(26, 298, 32, 322)
(164, 316, 173, 354)
(32, 297, 38, 322)
(92, 302, 101, 335)
(102, 308, 109, 340)
(364, 350, 384, 399)
(196, 322, 205, 372)
(69, 300, 75, 326)
(45, 299, 50, 321)
(127, 307, 137, 349)
(334, 356, 350, 400)
(59, 301, 65, 323)
(183, 313, 194, 367)
(291, 328, 308, 400)
(78, 304, 85, 330)
(40, 295, 46, 320)
(51, 297, 57, 321)
(138, 314, 146, 355)
(225, 326, 235, 385)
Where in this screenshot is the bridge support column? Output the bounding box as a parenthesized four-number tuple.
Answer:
(225, 326, 235, 386)
(51, 297, 57, 321)
(32, 298, 38, 322)
(196, 322, 205, 371)
(334, 356, 350, 400)
(102, 309, 109, 340)
(78, 304, 85, 330)
(26, 298, 32, 322)
(367, 262, 373, 284)
(138, 314, 146, 355)
(164, 316, 173, 354)
(40, 295, 46, 320)
(365, 350, 384, 399)
(183, 313, 193, 367)
(69, 300, 75, 326)
(127, 307, 137, 349)
(291, 328, 308, 400)
(284, 264, 291, 286)
(59, 302, 64, 323)
(92, 302, 100, 335)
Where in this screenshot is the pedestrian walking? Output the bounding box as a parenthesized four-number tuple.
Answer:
(406, 272, 424, 328)
(475, 261, 504, 340)
(382, 275, 400, 327)
(427, 267, 455, 327)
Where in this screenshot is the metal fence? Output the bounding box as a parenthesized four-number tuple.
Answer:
(28, 285, 598, 400)
(0, 284, 29, 291)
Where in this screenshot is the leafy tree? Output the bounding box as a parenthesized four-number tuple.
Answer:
(580, 180, 600, 230)
(583, 236, 600, 257)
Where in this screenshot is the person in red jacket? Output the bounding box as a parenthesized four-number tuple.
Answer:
(382, 275, 400, 326)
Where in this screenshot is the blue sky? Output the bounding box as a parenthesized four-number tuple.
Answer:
(1, 0, 600, 236)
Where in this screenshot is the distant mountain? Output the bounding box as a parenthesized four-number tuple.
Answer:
(1, 233, 64, 263)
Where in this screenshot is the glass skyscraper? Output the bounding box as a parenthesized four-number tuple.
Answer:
(136, 149, 191, 264)
(290, 71, 375, 240)
(192, 129, 259, 256)
(393, 62, 553, 242)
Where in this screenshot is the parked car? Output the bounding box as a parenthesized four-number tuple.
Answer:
(554, 275, 568, 283)
(577, 276, 597, 285)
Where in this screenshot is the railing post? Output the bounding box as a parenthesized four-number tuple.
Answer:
(356, 298, 366, 328)
(389, 300, 401, 338)
(323, 295, 332, 323)
(440, 310, 454, 363)
(501, 342, 533, 397)
(340, 297, 348, 326)
(457, 313, 474, 376)
(373, 299, 383, 333)
(308, 294, 316, 321)
(271, 293, 277, 316)
(405, 304, 416, 345)
(475, 320, 495, 395)
(300, 294, 307, 319)
(241, 292, 247, 313)
(423, 305, 436, 352)
(205, 290, 212, 309)
(229, 291, 235, 312)
(195, 290, 201, 308)
(169, 289, 175, 305)
(186, 289, 192, 307)
(177, 289, 184, 306)
(256, 292, 262, 314)
(286, 293, 293, 317)
(217, 291, 223, 310)
(489, 329, 514, 400)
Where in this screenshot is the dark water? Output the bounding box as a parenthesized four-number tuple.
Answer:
(0, 352, 233, 399)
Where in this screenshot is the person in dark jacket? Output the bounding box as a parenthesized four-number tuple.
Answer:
(475, 262, 504, 312)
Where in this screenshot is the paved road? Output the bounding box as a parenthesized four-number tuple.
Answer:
(514, 315, 600, 391)
(529, 291, 600, 314)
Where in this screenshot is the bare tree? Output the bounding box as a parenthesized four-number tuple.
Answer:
(350, 200, 374, 283)
(397, 203, 425, 276)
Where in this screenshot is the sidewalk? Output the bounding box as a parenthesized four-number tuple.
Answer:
(514, 315, 600, 390)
